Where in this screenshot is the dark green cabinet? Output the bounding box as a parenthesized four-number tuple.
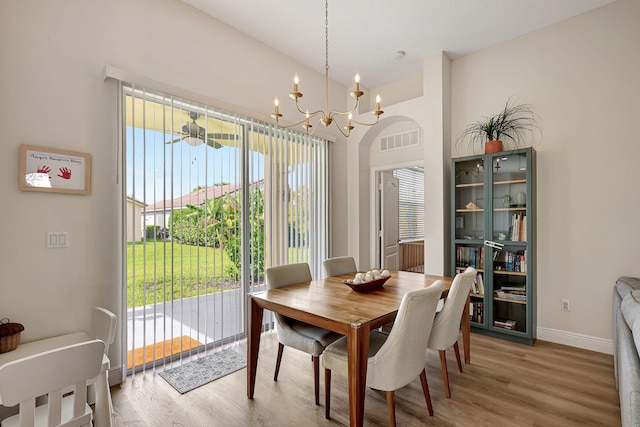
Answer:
(452, 148, 536, 345)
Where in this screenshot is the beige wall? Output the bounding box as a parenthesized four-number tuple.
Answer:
(1, 0, 637, 389)
(451, 0, 640, 350)
(0, 0, 344, 378)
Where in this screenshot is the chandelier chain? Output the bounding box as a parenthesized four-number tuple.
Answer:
(325, 0, 329, 75)
(270, 0, 384, 137)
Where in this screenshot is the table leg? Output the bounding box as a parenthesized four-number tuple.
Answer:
(247, 296, 264, 399)
(347, 321, 369, 427)
(462, 292, 471, 364)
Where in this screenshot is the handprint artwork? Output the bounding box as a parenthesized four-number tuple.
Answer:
(58, 167, 72, 179)
(22, 145, 89, 193)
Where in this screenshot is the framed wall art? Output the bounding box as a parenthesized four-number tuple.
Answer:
(18, 144, 91, 195)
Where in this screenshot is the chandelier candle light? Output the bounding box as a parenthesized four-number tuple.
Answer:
(271, 0, 384, 137)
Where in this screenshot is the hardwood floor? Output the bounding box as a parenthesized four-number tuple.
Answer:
(110, 332, 620, 426)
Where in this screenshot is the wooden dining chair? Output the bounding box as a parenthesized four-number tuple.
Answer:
(265, 263, 342, 405)
(427, 267, 477, 398)
(322, 256, 357, 277)
(0, 339, 105, 427)
(322, 280, 445, 426)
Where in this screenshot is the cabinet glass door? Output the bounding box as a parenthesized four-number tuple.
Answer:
(489, 152, 529, 334)
(453, 157, 485, 326)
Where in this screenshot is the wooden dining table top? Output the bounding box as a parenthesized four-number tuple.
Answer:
(249, 270, 453, 336)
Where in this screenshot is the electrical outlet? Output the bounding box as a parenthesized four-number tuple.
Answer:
(561, 298, 570, 312)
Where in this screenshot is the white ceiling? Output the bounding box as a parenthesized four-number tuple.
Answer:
(182, 0, 614, 88)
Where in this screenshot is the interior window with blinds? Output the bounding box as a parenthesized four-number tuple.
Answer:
(394, 167, 425, 241)
(122, 83, 329, 373)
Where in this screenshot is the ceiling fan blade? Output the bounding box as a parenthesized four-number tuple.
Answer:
(206, 133, 239, 140)
(205, 138, 223, 149)
(165, 136, 185, 144)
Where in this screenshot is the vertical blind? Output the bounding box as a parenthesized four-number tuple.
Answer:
(122, 82, 329, 373)
(394, 167, 425, 241)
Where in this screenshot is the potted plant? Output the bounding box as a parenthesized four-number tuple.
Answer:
(457, 98, 541, 154)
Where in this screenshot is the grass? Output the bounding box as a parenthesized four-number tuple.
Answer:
(127, 240, 310, 308)
(127, 240, 231, 308)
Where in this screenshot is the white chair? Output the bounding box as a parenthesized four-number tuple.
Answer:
(322, 256, 357, 277)
(88, 307, 116, 426)
(265, 263, 342, 405)
(427, 267, 477, 398)
(0, 339, 105, 427)
(322, 280, 444, 425)
(92, 307, 116, 356)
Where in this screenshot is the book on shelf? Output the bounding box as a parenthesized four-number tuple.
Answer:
(456, 246, 485, 269)
(494, 284, 526, 301)
(476, 273, 484, 294)
(510, 213, 526, 242)
(469, 302, 484, 324)
(495, 291, 526, 301)
(493, 319, 516, 330)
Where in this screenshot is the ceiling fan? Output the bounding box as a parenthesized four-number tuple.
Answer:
(166, 111, 237, 149)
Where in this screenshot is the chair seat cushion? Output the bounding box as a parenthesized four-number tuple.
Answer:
(321, 331, 388, 378)
(277, 317, 342, 356)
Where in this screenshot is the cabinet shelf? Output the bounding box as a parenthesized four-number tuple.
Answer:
(452, 148, 535, 346)
(494, 270, 526, 276)
(494, 179, 526, 186)
(494, 297, 527, 305)
(494, 207, 526, 212)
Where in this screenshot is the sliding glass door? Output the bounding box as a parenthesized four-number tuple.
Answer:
(122, 83, 329, 373)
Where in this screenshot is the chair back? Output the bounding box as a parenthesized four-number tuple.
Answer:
(92, 307, 116, 355)
(322, 256, 357, 277)
(0, 339, 105, 427)
(265, 263, 313, 333)
(427, 267, 477, 350)
(265, 263, 312, 290)
(367, 280, 444, 390)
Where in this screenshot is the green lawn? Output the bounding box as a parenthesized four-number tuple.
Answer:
(127, 240, 231, 308)
(127, 240, 310, 308)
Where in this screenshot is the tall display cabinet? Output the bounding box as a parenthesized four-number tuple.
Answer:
(452, 148, 536, 345)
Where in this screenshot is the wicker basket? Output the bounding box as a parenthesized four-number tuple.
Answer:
(0, 318, 24, 353)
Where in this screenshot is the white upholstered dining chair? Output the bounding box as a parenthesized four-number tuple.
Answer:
(265, 263, 342, 405)
(322, 256, 357, 277)
(0, 339, 105, 427)
(427, 267, 477, 398)
(322, 280, 445, 426)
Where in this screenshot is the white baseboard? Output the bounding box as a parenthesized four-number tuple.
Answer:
(537, 326, 613, 355)
(108, 365, 124, 386)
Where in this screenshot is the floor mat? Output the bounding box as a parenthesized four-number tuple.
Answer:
(158, 348, 246, 394)
(127, 336, 203, 369)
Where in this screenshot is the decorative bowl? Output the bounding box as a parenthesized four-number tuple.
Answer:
(342, 276, 390, 292)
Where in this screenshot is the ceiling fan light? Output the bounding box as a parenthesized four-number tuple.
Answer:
(183, 137, 203, 147)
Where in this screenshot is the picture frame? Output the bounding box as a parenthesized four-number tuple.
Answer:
(18, 144, 91, 195)
(455, 216, 464, 229)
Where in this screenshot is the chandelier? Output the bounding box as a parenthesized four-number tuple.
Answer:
(271, 0, 384, 138)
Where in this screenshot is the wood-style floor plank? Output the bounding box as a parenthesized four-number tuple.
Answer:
(110, 332, 620, 426)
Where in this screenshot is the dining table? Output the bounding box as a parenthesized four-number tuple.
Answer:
(247, 270, 470, 427)
(0, 331, 113, 427)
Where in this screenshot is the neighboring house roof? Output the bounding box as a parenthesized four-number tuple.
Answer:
(145, 180, 264, 212)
